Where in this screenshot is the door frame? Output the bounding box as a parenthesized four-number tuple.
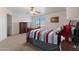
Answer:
(7, 14, 12, 36)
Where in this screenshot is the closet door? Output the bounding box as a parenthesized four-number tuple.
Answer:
(19, 22, 27, 34)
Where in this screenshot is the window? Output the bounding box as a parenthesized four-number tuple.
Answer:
(34, 16, 46, 28)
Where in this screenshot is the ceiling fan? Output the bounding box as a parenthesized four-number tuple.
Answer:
(30, 7, 40, 15)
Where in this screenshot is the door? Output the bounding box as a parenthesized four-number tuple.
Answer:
(7, 14, 12, 36)
(19, 22, 27, 34)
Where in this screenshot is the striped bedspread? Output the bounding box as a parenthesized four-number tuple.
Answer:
(28, 27, 62, 45)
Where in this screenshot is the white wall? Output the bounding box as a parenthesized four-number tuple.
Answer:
(11, 16, 19, 35)
(0, 7, 67, 41)
(43, 11, 68, 29)
(0, 8, 13, 41)
(67, 7, 79, 20)
(11, 12, 31, 34)
(28, 11, 67, 30)
(0, 8, 31, 41)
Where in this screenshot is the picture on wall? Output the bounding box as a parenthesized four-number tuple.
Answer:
(50, 16, 59, 23)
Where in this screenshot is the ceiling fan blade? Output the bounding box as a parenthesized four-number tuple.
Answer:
(30, 7, 40, 15)
(31, 7, 34, 11)
(35, 11, 40, 13)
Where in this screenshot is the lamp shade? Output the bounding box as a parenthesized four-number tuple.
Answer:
(67, 7, 79, 20)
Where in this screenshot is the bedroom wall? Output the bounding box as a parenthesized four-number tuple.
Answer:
(6, 9, 67, 35)
(11, 15, 19, 35)
(43, 11, 68, 29)
(0, 7, 31, 41)
(67, 7, 79, 20)
(12, 12, 31, 34)
(0, 8, 13, 41)
(0, 7, 23, 41)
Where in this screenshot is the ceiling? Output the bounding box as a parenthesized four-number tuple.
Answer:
(7, 7, 66, 15)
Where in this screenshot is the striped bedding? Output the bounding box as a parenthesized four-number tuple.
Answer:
(28, 27, 62, 45)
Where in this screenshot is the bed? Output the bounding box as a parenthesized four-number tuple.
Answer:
(27, 27, 62, 51)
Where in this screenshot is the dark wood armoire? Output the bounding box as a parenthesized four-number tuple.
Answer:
(19, 22, 27, 34)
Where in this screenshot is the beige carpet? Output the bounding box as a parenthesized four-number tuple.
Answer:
(0, 33, 41, 51)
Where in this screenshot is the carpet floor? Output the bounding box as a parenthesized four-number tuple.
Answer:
(0, 33, 41, 51)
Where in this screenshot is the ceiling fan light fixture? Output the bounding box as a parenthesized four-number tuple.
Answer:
(30, 11, 35, 14)
(30, 11, 40, 16)
(30, 7, 40, 16)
